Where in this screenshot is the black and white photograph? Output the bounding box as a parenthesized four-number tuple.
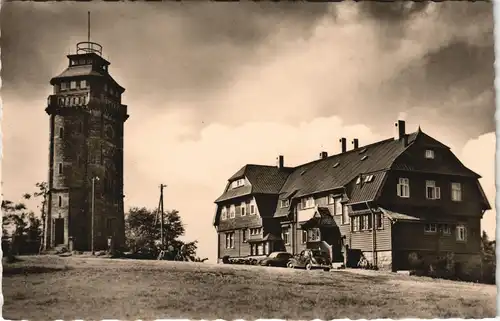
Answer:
(1, 1, 497, 319)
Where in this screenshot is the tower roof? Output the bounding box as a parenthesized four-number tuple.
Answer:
(50, 51, 125, 93)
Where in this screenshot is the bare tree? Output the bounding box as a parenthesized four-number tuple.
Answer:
(30, 182, 48, 254)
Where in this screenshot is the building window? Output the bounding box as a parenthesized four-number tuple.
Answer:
(58, 196, 62, 207)
(451, 183, 462, 202)
(58, 127, 64, 138)
(301, 230, 307, 244)
(442, 224, 452, 235)
(342, 205, 349, 225)
(242, 229, 248, 243)
(425, 149, 435, 159)
(309, 228, 320, 241)
(301, 196, 315, 209)
(229, 205, 236, 219)
(426, 180, 441, 200)
(250, 228, 261, 236)
(58, 163, 63, 174)
(231, 178, 245, 189)
(225, 232, 234, 249)
(282, 226, 290, 245)
(220, 207, 227, 221)
(375, 213, 383, 229)
(80, 80, 87, 89)
(250, 202, 256, 215)
(397, 178, 410, 198)
(356, 176, 361, 184)
(361, 215, 372, 231)
(364, 174, 375, 183)
(334, 198, 342, 215)
(280, 199, 290, 208)
(456, 224, 467, 241)
(424, 223, 437, 233)
(240, 203, 246, 216)
(352, 216, 360, 232)
(328, 194, 334, 204)
(70, 81, 77, 90)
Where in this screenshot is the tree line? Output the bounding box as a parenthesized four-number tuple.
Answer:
(2, 181, 202, 261)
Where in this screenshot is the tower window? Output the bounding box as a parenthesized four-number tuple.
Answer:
(58, 196, 62, 207)
(61, 82, 68, 91)
(105, 126, 114, 139)
(80, 80, 87, 89)
(77, 122, 84, 133)
(104, 83, 108, 92)
(58, 163, 63, 174)
(70, 81, 77, 90)
(59, 127, 64, 138)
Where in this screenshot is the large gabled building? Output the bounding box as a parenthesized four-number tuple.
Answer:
(213, 120, 490, 272)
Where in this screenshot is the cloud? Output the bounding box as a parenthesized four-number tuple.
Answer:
(460, 132, 496, 238)
(125, 114, 383, 261)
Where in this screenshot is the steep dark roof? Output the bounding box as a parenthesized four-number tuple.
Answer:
(390, 131, 480, 178)
(347, 171, 388, 205)
(278, 132, 419, 199)
(300, 206, 336, 228)
(215, 165, 292, 203)
(215, 129, 484, 207)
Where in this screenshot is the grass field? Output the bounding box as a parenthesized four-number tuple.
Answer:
(2, 255, 496, 319)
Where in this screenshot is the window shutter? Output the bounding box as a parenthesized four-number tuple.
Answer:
(436, 187, 441, 199)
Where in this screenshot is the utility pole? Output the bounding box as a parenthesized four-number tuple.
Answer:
(159, 184, 167, 249)
(91, 176, 99, 255)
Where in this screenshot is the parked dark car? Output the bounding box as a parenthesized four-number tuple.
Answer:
(259, 251, 294, 267)
(287, 249, 331, 271)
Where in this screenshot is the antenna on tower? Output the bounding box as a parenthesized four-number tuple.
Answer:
(76, 10, 102, 56)
(88, 11, 91, 43)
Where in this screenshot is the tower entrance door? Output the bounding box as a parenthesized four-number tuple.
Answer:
(54, 218, 65, 245)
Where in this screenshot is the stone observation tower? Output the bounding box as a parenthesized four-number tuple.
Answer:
(44, 12, 128, 252)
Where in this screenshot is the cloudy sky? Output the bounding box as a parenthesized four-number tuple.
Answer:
(1, 2, 496, 261)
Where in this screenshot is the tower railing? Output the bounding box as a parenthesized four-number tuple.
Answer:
(76, 41, 103, 56)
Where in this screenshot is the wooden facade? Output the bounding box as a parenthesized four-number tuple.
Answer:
(213, 122, 491, 270)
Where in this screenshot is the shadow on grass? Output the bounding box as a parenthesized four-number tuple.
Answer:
(3, 265, 73, 277)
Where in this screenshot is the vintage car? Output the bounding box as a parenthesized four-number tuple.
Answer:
(287, 249, 331, 271)
(259, 251, 294, 267)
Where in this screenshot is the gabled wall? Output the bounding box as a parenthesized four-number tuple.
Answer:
(378, 170, 484, 217)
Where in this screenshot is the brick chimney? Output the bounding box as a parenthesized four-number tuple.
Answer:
(352, 138, 359, 149)
(339, 138, 347, 153)
(394, 120, 408, 146)
(276, 155, 284, 169)
(319, 151, 328, 159)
